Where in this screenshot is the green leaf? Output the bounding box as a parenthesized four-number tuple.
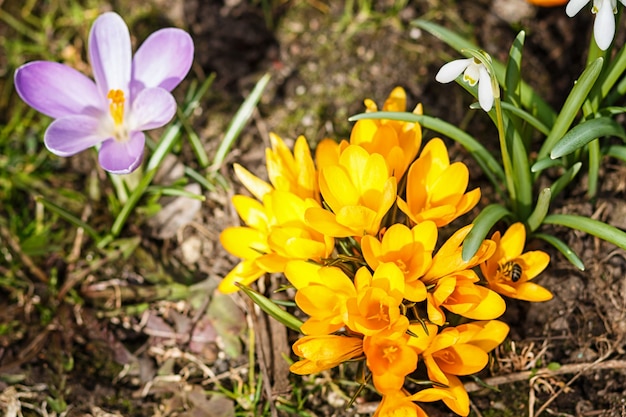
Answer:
(35, 196, 101, 241)
(526, 188, 551, 232)
(550, 117, 626, 159)
(550, 162, 582, 200)
(533, 233, 584, 270)
(146, 186, 207, 200)
(605, 144, 626, 161)
(539, 58, 604, 160)
(543, 214, 626, 250)
(412, 19, 556, 127)
(462, 204, 512, 261)
(348, 111, 504, 186)
(508, 119, 532, 219)
(500, 101, 550, 136)
(592, 42, 626, 104)
(505, 31, 525, 107)
(237, 283, 303, 332)
(587, 138, 601, 198)
(531, 157, 563, 173)
(212, 73, 271, 169)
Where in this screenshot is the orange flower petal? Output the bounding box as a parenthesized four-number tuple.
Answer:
(513, 281, 553, 302)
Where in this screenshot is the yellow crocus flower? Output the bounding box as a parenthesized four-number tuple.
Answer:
(481, 222, 552, 301)
(398, 138, 481, 227)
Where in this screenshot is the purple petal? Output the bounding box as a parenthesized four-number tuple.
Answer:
(129, 87, 176, 131)
(14, 61, 104, 118)
(89, 12, 131, 98)
(131, 28, 194, 93)
(98, 131, 145, 174)
(44, 115, 109, 156)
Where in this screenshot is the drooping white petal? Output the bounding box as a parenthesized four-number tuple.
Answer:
(89, 12, 132, 98)
(567, 0, 592, 15)
(566, 0, 591, 16)
(477, 66, 494, 112)
(435, 58, 472, 84)
(594, 0, 616, 50)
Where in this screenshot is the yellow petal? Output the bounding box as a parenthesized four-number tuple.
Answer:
(315, 138, 342, 169)
(233, 163, 273, 201)
(429, 162, 469, 205)
(218, 260, 265, 293)
(335, 205, 378, 236)
(513, 281, 553, 301)
(465, 320, 510, 352)
(220, 227, 268, 259)
(383, 86, 407, 112)
(305, 206, 355, 237)
(441, 374, 470, 416)
(435, 344, 488, 375)
(320, 165, 359, 210)
(457, 286, 506, 320)
(517, 250, 550, 280)
(499, 222, 526, 259)
(284, 260, 322, 289)
(232, 195, 269, 230)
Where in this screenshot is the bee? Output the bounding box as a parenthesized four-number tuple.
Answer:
(498, 260, 523, 282)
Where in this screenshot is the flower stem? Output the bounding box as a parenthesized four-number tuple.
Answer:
(494, 96, 516, 205)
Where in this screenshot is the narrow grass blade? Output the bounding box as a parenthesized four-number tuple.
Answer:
(178, 107, 210, 168)
(184, 166, 216, 191)
(349, 111, 504, 185)
(550, 116, 626, 158)
(533, 232, 585, 271)
(462, 204, 512, 261)
(109, 166, 158, 240)
(146, 186, 207, 200)
(526, 188, 551, 232)
(212, 73, 271, 169)
(543, 214, 626, 250)
(539, 58, 604, 160)
(35, 196, 101, 241)
(237, 283, 304, 332)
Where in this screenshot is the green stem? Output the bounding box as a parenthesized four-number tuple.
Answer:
(495, 96, 516, 204)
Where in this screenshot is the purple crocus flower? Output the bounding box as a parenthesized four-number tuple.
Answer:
(14, 12, 194, 174)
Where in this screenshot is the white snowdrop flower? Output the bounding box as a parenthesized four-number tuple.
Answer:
(436, 57, 495, 112)
(566, 0, 626, 50)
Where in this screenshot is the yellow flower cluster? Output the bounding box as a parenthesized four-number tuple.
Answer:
(220, 87, 553, 416)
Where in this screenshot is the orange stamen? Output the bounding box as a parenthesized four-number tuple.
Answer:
(107, 89, 125, 126)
